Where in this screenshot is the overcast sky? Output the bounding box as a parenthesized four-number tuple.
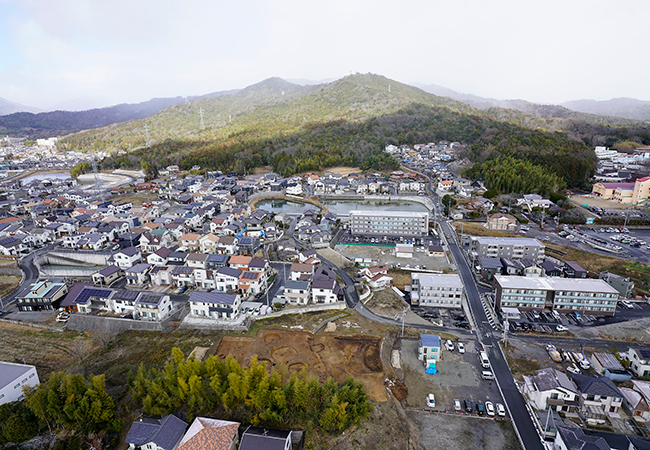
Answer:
(1, 0, 649, 110)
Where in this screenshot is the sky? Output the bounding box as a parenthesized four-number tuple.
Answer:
(1, 0, 649, 110)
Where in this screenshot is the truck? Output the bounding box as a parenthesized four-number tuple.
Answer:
(546, 343, 562, 363)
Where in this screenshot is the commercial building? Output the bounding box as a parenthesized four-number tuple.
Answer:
(494, 276, 619, 315)
(592, 177, 650, 205)
(468, 237, 545, 265)
(0, 362, 39, 405)
(349, 210, 429, 237)
(410, 273, 464, 308)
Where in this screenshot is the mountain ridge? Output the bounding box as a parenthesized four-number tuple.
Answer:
(0, 97, 42, 116)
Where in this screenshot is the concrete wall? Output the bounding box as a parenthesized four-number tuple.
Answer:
(255, 302, 346, 321)
(66, 307, 186, 334)
(46, 251, 111, 265)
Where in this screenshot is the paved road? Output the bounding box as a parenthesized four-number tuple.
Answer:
(2, 245, 53, 309)
(438, 206, 544, 450)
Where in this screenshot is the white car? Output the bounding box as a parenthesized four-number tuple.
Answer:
(567, 365, 581, 375)
(485, 401, 495, 416)
(426, 393, 435, 408)
(496, 403, 506, 417)
(457, 342, 465, 354)
(556, 325, 568, 332)
(454, 399, 461, 411)
(481, 370, 495, 380)
(551, 310, 560, 320)
(445, 340, 454, 351)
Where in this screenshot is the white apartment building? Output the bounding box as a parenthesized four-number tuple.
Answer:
(349, 210, 429, 237)
(0, 362, 40, 405)
(410, 273, 464, 308)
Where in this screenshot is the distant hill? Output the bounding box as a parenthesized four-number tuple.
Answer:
(60, 73, 607, 190)
(562, 98, 650, 122)
(0, 89, 238, 138)
(0, 97, 41, 116)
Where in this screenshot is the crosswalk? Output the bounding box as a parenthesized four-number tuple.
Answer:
(481, 297, 501, 330)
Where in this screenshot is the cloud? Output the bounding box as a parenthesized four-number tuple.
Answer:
(0, 0, 648, 109)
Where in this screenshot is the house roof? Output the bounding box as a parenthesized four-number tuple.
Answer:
(0, 361, 35, 391)
(217, 267, 242, 278)
(126, 263, 151, 274)
(60, 282, 93, 307)
(239, 427, 291, 450)
(526, 368, 577, 393)
(189, 291, 237, 305)
(177, 417, 240, 450)
(420, 334, 440, 348)
(570, 374, 623, 399)
(555, 426, 610, 450)
(98, 265, 122, 277)
(118, 246, 140, 257)
(125, 415, 188, 450)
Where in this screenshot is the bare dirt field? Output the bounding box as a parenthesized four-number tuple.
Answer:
(320, 166, 361, 177)
(570, 195, 633, 210)
(452, 221, 516, 238)
(364, 288, 410, 318)
(216, 329, 387, 401)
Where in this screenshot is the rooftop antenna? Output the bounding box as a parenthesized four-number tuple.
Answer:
(144, 125, 151, 148)
(199, 108, 205, 131)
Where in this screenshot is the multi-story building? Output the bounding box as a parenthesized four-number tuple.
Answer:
(600, 271, 634, 299)
(410, 273, 464, 308)
(349, 210, 429, 237)
(0, 362, 39, 405)
(468, 236, 545, 265)
(494, 276, 619, 315)
(418, 334, 441, 363)
(189, 291, 240, 320)
(15, 280, 69, 312)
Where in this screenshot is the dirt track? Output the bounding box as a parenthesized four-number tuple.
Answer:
(217, 329, 387, 401)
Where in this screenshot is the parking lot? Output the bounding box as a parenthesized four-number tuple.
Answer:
(399, 338, 505, 417)
(337, 230, 441, 248)
(410, 306, 471, 330)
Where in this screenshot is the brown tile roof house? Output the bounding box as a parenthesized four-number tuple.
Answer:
(177, 417, 239, 450)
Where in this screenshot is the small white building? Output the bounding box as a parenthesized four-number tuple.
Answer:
(628, 346, 650, 378)
(0, 362, 40, 405)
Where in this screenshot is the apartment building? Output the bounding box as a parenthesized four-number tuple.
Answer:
(410, 273, 464, 308)
(469, 236, 545, 264)
(349, 210, 429, 237)
(494, 276, 619, 315)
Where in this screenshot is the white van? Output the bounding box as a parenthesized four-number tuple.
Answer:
(479, 351, 490, 369)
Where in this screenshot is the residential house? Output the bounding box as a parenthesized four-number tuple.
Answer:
(621, 386, 650, 421)
(571, 373, 624, 417)
(180, 233, 201, 252)
(74, 286, 114, 314)
(125, 263, 152, 286)
(238, 426, 292, 450)
(111, 289, 139, 315)
(171, 266, 195, 287)
(418, 334, 441, 363)
(135, 293, 173, 321)
(150, 266, 173, 287)
(113, 247, 142, 269)
(522, 368, 580, 414)
(564, 261, 588, 279)
(290, 263, 313, 282)
(177, 417, 240, 450)
(206, 254, 229, 270)
(216, 236, 238, 255)
(311, 278, 340, 304)
(600, 271, 635, 299)
(147, 247, 172, 266)
(189, 291, 240, 320)
(628, 347, 650, 378)
(199, 233, 220, 253)
(187, 253, 208, 269)
(283, 280, 310, 305)
(486, 213, 518, 231)
(216, 267, 242, 293)
(125, 415, 188, 450)
(15, 280, 68, 312)
(91, 265, 124, 287)
(228, 255, 251, 270)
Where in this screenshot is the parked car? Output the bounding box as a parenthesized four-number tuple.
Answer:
(445, 340, 454, 351)
(476, 402, 485, 416)
(457, 342, 465, 354)
(481, 370, 495, 380)
(464, 399, 473, 412)
(567, 365, 581, 375)
(556, 325, 568, 332)
(426, 393, 435, 408)
(496, 403, 506, 417)
(454, 399, 461, 411)
(485, 401, 495, 416)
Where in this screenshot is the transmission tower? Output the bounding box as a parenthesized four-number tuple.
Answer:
(199, 108, 205, 130)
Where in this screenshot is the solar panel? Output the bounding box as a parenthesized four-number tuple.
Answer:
(639, 349, 650, 359)
(75, 287, 112, 303)
(241, 272, 258, 280)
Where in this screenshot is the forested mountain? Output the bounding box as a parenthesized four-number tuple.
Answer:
(0, 90, 238, 138)
(0, 97, 41, 116)
(61, 73, 607, 189)
(563, 98, 650, 123)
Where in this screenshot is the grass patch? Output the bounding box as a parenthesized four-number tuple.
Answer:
(502, 344, 541, 376)
(545, 242, 650, 295)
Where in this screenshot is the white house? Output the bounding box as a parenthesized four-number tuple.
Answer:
(628, 346, 650, 378)
(113, 247, 143, 269)
(522, 368, 580, 414)
(189, 290, 240, 320)
(0, 362, 39, 405)
(311, 278, 340, 304)
(135, 293, 173, 321)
